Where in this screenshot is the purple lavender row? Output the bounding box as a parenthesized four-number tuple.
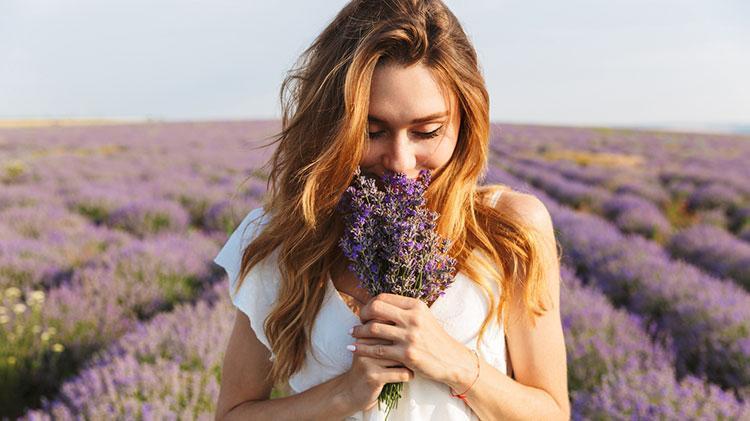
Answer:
(507, 155, 671, 207)
(742, 225, 750, 243)
(485, 165, 750, 390)
(497, 157, 610, 210)
(0, 179, 263, 294)
(498, 158, 673, 241)
(531, 152, 750, 232)
(559, 266, 672, 393)
(660, 164, 750, 200)
(560, 266, 748, 419)
(510, 154, 749, 221)
(65, 178, 265, 238)
(573, 364, 750, 419)
(509, 155, 749, 236)
(668, 224, 750, 290)
(0, 204, 128, 291)
(22, 281, 233, 420)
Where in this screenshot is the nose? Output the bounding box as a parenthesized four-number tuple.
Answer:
(382, 133, 417, 178)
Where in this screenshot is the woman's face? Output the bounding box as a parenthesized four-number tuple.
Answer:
(360, 61, 460, 183)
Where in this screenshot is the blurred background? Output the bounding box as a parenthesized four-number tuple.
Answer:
(2, 0, 748, 131)
(1, 1, 749, 419)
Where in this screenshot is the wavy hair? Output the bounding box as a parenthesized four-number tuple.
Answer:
(234, 0, 554, 388)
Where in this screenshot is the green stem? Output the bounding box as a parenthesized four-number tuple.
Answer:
(378, 382, 404, 421)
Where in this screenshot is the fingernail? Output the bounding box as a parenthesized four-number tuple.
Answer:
(346, 344, 356, 352)
(348, 327, 354, 335)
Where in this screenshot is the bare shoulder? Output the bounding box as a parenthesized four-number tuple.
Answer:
(496, 189, 554, 237)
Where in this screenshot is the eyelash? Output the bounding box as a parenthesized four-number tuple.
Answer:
(367, 126, 443, 140)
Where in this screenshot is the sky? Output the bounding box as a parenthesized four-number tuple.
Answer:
(1, 0, 749, 129)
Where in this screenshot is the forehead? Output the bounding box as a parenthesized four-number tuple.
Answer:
(368, 61, 456, 123)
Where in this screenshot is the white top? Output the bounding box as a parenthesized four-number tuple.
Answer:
(214, 189, 507, 421)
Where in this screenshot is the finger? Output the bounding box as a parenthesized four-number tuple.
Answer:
(359, 318, 396, 327)
(355, 337, 393, 345)
(359, 299, 408, 327)
(378, 367, 414, 383)
(357, 355, 404, 368)
(373, 293, 422, 310)
(352, 320, 403, 342)
(351, 341, 400, 361)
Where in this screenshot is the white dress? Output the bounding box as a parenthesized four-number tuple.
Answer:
(214, 190, 508, 421)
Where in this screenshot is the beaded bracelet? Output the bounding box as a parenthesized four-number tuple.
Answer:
(450, 348, 480, 404)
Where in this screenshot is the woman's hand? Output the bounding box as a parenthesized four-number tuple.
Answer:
(342, 336, 415, 411)
(350, 293, 474, 387)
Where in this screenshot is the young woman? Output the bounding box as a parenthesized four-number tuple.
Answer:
(214, 1, 569, 419)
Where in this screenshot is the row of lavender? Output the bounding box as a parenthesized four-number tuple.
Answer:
(495, 151, 750, 234)
(496, 155, 750, 292)
(0, 122, 273, 416)
(499, 150, 750, 243)
(500, 154, 750, 242)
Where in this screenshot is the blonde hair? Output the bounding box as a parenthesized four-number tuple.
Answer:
(235, 0, 552, 388)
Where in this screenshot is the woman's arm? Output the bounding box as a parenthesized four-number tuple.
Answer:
(445, 192, 569, 421)
(215, 309, 357, 420)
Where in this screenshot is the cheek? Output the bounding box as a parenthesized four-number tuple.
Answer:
(423, 137, 457, 167)
(360, 146, 378, 167)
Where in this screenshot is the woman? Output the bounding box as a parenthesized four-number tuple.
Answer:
(214, 0, 569, 419)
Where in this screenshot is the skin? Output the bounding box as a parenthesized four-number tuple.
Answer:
(347, 61, 571, 420)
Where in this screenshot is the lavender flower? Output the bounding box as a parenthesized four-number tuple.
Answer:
(338, 167, 457, 304)
(337, 166, 457, 418)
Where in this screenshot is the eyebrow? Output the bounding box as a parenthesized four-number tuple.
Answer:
(367, 112, 449, 125)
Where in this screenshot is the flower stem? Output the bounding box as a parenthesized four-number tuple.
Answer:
(378, 381, 404, 421)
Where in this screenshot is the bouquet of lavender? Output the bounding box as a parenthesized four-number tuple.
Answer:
(337, 166, 458, 417)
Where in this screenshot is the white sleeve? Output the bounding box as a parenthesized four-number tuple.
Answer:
(213, 207, 279, 360)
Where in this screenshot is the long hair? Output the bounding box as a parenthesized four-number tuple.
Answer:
(235, 0, 553, 388)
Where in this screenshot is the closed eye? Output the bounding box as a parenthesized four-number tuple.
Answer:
(367, 126, 443, 140)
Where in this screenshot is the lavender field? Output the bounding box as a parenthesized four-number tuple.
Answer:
(1, 121, 749, 419)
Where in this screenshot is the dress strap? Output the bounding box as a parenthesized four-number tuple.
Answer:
(488, 188, 504, 208)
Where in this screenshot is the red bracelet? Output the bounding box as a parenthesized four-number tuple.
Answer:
(450, 348, 480, 404)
